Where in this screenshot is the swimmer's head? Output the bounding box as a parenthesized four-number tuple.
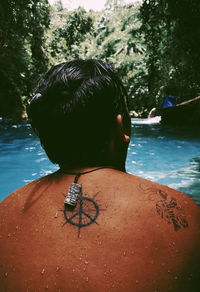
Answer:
(28, 59, 131, 170)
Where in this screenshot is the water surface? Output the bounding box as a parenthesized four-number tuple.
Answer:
(127, 118, 200, 204)
(0, 118, 200, 204)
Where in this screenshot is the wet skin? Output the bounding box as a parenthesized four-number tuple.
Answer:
(0, 168, 200, 292)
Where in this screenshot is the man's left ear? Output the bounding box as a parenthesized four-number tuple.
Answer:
(116, 114, 131, 143)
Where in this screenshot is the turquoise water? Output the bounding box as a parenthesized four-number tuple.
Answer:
(0, 119, 200, 204)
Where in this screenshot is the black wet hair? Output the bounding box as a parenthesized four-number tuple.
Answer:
(28, 59, 128, 168)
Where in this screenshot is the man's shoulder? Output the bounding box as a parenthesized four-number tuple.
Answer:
(128, 171, 200, 224)
(107, 171, 200, 290)
(0, 172, 58, 214)
(124, 171, 198, 203)
(113, 171, 200, 239)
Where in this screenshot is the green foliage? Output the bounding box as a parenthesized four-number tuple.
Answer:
(54, 0, 64, 12)
(29, 1, 50, 81)
(47, 7, 94, 62)
(0, 0, 50, 119)
(105, 0, 125, 11)
(2, 0, 200, 119)
(0, 1, 147, 118)
(86, 2, 148, 114)
(140, 0, 200, 105)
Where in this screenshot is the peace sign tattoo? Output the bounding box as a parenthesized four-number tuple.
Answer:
(62, 189, 104, 236)
(60, 168, 109, 236)
(64, 196, 99, 227)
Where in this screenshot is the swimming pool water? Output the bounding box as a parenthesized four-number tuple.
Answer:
(0, 119, 200, 204)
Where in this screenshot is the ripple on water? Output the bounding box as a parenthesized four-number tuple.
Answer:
(0, 121, 200, 204)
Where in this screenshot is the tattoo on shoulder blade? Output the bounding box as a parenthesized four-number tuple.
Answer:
(156, 190, 189, 231)
(138, 184, 189, 231)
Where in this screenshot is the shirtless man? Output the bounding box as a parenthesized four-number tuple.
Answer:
(0, 59, 200, 292)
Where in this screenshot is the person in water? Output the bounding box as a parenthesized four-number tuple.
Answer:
(0, 59, 200, 292)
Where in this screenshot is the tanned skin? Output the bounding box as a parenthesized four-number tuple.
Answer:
(0, 115, 200, 292)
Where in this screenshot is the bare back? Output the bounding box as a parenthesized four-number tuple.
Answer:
(0, 169, 200, 291)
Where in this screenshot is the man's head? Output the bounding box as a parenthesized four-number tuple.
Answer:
(28, 59, 130, 170)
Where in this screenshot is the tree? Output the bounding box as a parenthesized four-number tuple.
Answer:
(84, 2, 147, 114)
(105, 0, 125, 11)
(0, 0, 50, 120)
(54, 0, 64, 12)
(29, 1, 50, 78)
(48, 7, 94, 60)
(140, 0, 200, 106)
